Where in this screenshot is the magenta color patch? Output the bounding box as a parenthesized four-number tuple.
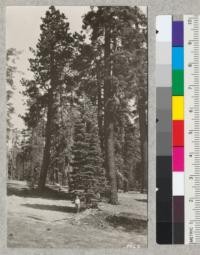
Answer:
(173, 147, 184, 171)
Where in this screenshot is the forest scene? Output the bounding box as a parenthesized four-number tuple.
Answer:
(7, 6, 147, 248)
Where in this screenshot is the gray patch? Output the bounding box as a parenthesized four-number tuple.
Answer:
(157, 109, 171, 133)
(156, 87, 171, 110)
(156, 132, 171, 156)
(156, 65, 171, 87)
(156, 42, 171, 65)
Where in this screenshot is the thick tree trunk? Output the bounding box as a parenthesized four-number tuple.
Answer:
(106, 120, 118, 203)
(104, 24, 118, 205)
(97, 66, 104, 153)
(38, 48, 56, 192)
(38, 93, 53, 191)
(137, 88, 147, 193)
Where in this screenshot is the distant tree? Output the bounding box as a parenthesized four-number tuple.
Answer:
(114, 115, 141, 192)
(123, 120, 140, 191)
(27, 120, 45, 186)
(7, 128, 21, 179)
(20, 129, 32, 180)
(6, 48, 21, 141)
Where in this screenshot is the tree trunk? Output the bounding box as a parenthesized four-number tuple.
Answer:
(38, 47, 56, 192)
(137, 87, 147, 193)
(123, 178, 129, 193)
(104, 24, 118, 204)
(38, 92, 53, 191)
(106, 120, 118, 203)
(97, 64, 104, 152)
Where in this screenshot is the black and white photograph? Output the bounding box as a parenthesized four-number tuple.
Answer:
(6, 5, 147, 248)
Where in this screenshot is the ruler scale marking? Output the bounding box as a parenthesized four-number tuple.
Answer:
(185, 15, 200, 245)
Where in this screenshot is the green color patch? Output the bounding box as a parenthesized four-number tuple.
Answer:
(172, 70, 184, 95)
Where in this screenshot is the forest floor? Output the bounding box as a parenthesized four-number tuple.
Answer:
(7, 180, 147, 248)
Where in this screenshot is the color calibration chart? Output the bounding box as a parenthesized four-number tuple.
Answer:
(156, 15, 200, 244)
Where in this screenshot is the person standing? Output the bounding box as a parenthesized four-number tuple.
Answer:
(75, 195, 81, 213)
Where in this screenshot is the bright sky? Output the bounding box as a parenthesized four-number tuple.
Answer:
(6, 6, 147, 131)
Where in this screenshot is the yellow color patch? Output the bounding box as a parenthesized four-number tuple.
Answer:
(172, 96, 184, 120)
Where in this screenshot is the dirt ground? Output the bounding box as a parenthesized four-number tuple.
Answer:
(7, 180, 147, 248)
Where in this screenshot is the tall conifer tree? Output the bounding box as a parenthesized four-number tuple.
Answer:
(22, 6, 75, 191)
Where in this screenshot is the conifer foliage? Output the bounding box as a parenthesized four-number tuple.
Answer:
(70, 101, 107, 195)
(70, 116, 88, 191)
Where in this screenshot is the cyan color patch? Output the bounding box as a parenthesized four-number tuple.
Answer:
(172, 47, 184, 70)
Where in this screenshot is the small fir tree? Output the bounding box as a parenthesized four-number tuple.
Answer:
(70, 102, 107, 197)
(70, 116, 89, 192)
(84, 124, 107, 194)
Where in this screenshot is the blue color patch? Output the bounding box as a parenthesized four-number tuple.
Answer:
(172, 47, 184, 70)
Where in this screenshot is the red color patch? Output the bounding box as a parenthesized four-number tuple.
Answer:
(173, 120, 184, 146)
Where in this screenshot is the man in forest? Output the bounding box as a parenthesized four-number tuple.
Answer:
(75, 195, 81, 213)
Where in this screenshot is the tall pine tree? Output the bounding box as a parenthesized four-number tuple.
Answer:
(22, 6, 76, 191)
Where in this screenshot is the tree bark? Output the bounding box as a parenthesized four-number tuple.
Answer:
(38, 91, 53, 191)
(97, 64, 104, 153)
(38, 47, 57, 192)
(104, 24, 118, 204)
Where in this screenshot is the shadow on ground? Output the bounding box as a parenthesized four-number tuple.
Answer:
(135, 199, 147, 203)
(105, 213, 147, 233)
(22, 203, 77, 213)
(80, 210, 147, 234)
(7, 183, 73, 201)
